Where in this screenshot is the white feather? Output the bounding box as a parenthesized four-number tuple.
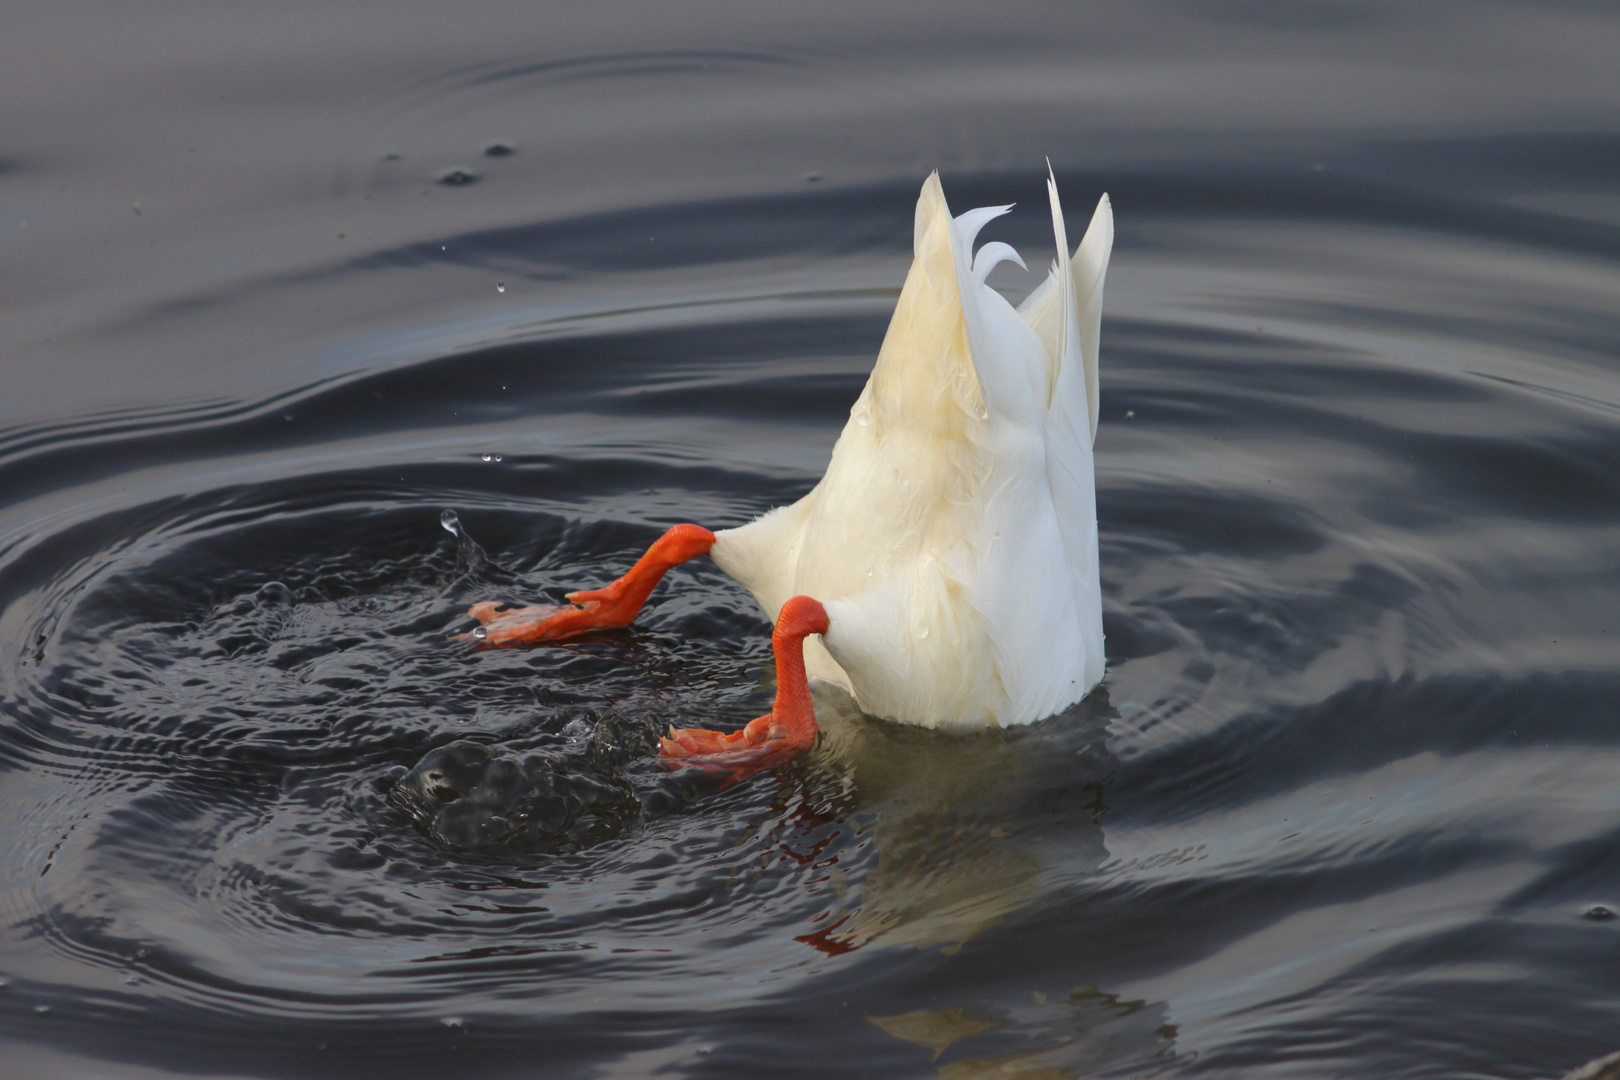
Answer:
(970, 241, 1026, 285)
(1018, 185, 1113, 441)
(710, 171, 1113, 728)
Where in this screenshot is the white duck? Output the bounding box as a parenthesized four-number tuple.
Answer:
(466, 169, 1113, 773)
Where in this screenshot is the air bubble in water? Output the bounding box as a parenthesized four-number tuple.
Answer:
(440, 509, 461, 536)
(496, 281, 505, 293)
(256, 581, 293, 607)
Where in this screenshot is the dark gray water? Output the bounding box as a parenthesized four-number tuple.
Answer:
(3, 3, 1619, 1077)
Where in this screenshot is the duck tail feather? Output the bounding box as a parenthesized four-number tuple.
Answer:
(1074, 193, 1113, 442)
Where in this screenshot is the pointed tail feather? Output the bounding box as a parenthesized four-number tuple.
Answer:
(1017, 184, 1114, 443)
(1073, 193, 1113, 442)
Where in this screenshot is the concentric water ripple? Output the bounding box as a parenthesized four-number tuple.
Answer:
(4, 27, 1620, 1067)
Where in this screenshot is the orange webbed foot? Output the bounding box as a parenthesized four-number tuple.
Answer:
(458, 600, 597, 647)
(655, 595, 831, 784)
(660, 713, 772, 757)
(456, 524, 717, 649)
(659, 717, 808, 782)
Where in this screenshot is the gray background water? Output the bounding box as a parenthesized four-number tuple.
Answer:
(3, 3, 1619, 1077)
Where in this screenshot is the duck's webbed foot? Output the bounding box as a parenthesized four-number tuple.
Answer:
(658, 716, 813, 783)
(458, 599, 615, 647)
(657, 594, 829, 784)
(457, 524, 716, 649)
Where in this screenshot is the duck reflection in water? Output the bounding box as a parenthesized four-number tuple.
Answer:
(816, 709, 1182, 1079)
(789, 680, 1115, 955)
(869, 985, 1189, 1080)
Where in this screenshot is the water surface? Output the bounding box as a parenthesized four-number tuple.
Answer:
(2, 3, 1619, 1077)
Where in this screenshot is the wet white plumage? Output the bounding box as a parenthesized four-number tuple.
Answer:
(710, 171, 1113, 728)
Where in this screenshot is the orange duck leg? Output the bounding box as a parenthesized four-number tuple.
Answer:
(659, 595, 829, 783)
(461, 524, 716, 647)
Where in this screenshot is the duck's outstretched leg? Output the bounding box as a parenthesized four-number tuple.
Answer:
(460, 524, 716, 647)
(660, 595, 829, 784)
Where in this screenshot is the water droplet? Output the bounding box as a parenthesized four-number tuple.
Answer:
(481, 453, 493, 462)
(1125, 410, 1136, 419)
(440, 1016, 465, 1028)
(975, 403, 989, 419)
(915, 625, 929, 640)
(437, 168, 479, 187)
(33, 1004, 49, 1014)
(495, 281, 505, 293)
(1584, 904, 1616, 920)
(472, 627, 488, 640)
(443, 510, 489, 573)
(856, 416, 868, 427)
(124, 975, 145, 985)
(483, 142, 515, 157)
